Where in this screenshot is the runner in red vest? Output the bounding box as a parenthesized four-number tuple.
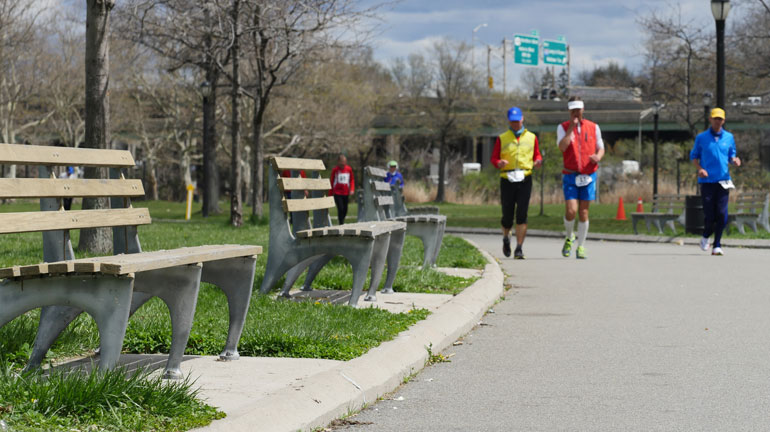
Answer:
(557, 96, 605, 259)
(330, 154, 355, 224)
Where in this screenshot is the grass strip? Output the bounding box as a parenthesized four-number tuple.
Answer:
(0, 361, 223, 432)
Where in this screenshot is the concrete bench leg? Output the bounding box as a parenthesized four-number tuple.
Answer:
(431, 219, 446, 265)
(294, 255, 334, 294)
(0, 275, 134, 371)
(653, 219, 664, 234)
(406, 222, 442, 269)
(201, 256, 257, 361)
(134, 264, 203, 379)
(364, 233, 392, 302)
(338, 243, 376, 306)
(382, 228, 406, 294)
(631, 217, 640, 235)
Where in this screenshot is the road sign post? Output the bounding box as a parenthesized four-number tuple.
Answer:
(513, 33, 539, 66)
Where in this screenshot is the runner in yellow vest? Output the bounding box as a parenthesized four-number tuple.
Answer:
(491, 107, 543, 259)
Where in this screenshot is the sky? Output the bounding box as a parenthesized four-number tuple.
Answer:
(364, 0, 721, 92)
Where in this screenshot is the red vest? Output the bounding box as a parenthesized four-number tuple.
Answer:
(561, 119, 599, 175)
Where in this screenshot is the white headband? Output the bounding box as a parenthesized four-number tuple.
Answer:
(568, 101, 584, 110)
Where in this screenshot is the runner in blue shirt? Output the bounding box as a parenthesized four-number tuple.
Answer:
(689, 107, 741, 256)
(385, 160, 404, 189)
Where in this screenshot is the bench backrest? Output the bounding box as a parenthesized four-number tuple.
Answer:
(0, 143, 148, 262)
(360, 166, 395, 222)
(267, 157, 334, 239)
(735, 192, 770, 215)
(652, 194, 684, 214)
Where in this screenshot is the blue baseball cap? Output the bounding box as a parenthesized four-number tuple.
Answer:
(507, 107, 523, 121)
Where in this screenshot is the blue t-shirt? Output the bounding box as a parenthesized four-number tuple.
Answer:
(689, 128, 736, 183)
(385, 171, 404, 189)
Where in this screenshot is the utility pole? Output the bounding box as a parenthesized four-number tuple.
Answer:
(567, 45, 571, 91)
(487, 45, 491, 95)
(653, 102, 661, 197)
(501, 39, 507, 95)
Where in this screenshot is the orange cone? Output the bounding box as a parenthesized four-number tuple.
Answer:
(616, 197, 627, 220)
(636, 197, 644, 213)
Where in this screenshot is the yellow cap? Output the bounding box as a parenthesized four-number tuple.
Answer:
(710, 108, 726, 119)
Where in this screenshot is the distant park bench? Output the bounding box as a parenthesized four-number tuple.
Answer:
(728, 191, 770, 234)
(0, 144, 260, 379)
(259, 157, 406, 305)
(360, 166, 446, 268)
(631, 194, 685, 234)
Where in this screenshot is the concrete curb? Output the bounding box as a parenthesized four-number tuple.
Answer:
(446, 226, 770, 249)
(199, 240, 504, 432)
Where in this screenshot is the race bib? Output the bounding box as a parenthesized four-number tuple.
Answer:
(719, 180, 735, 190)
(575, 174, 593, 187)
(507, 170, 525, 183)
(337, 173, 350, 185)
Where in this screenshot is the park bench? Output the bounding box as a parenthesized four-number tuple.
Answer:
(360, 167, 446, 269)
(631, 194, 685, 234)
(0, 143, 261, 379)
(390, 185, 440, 217)
(259, 156, 406, 305)
(728, 191, 770, 234)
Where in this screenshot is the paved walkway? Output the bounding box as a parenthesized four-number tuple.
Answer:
(337, 234, 770, 431)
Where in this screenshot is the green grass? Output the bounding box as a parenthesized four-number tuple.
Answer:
(0, 200, 484, 366)
(0, 362, 223, 432)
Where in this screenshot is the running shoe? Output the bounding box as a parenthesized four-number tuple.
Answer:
(561, 236, 574, 257)
(514, 246, 525, 260)
(576, 246, 587, 259)
(700, 237, 710, 251)
(502, 236, 511, 257)
(712, 247, 724, 256)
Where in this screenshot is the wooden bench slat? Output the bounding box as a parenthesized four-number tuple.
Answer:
(283, 196, 335, 212)
(0, 178, 145, 199)
(0, 208, 151, 234)
(3, 245, 263, 278)
(295, 221, 405, 240)
(373, 181, 391, 192)
(375, 196, 394, 206)
(365, 166, 388, 178)
(0, 144, 135, 167)
(271, 156, 325, 171)
(278, 177, 331, 192)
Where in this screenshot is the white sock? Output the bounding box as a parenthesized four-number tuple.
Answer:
(577, 220, 589, 247)
(564, 217, 575, 239)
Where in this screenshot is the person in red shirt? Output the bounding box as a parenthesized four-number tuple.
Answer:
(330, 154, 355, 224)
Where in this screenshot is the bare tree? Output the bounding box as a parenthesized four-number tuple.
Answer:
(46, 25, 86, 148)
(229, 0, 243, 226)
(426, 39, 474, 202)
(0, 0, 52, 178)
(638, 7, 710, 137)
(117, 0, 232, 217)
(241, 0, 379, 218)
(79, 0, 116, 254)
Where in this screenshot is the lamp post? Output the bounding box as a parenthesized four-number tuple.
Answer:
(652, 101, 664, 198)
(471, 23, 487, 88)
(711, 0, 730, 109)
(703, 91, 713, 130)
(200, 80, 213, 216)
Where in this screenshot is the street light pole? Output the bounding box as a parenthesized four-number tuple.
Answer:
(653, 101, 662, 198)
(472, 23, 487, 88)
(703, 91, 712, 131)
(711, 0, 730, 109)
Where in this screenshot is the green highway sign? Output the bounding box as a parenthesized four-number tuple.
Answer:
(543, 39, 568, 66)
(513, 34, 539, 66)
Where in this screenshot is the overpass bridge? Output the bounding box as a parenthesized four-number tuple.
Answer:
(371, 99, 770, 168)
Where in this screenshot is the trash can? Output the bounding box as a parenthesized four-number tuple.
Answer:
(685, 194, 704, 234)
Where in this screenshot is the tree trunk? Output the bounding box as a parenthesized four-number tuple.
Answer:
(229, 0, 243, 227)
(251, 104, 264, 218)
(435, 135, 447, 202)
(79, 0, 114, 254)
(202, 65, 221, 217)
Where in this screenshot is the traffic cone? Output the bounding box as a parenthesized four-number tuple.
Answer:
(636, 197, 644, 213)
(616, 197, 627, 220)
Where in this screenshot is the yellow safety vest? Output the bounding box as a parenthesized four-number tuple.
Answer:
(498, 129, 537, 178)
